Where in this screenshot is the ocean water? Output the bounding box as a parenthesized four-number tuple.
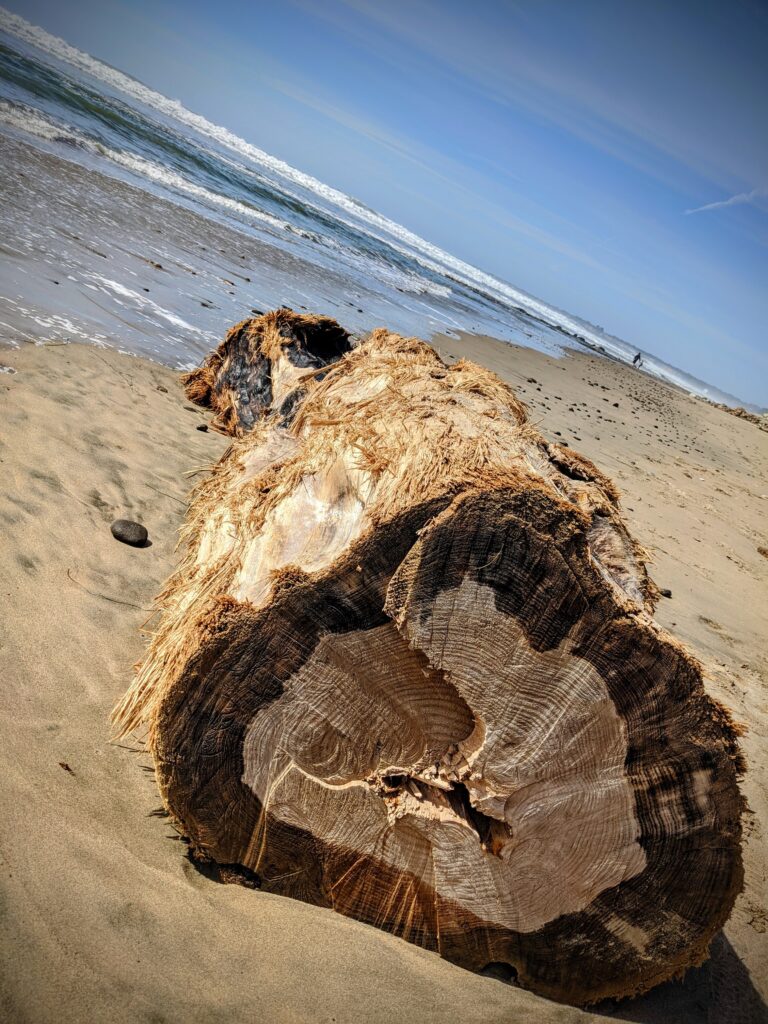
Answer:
(0, 8, 747, 405)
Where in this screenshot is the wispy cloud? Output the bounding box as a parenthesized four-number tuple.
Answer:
(686, 187, 767, 215)
(295, 0, 768, 199)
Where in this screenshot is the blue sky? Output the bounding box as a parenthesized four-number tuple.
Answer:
(6, 0, 768, 404)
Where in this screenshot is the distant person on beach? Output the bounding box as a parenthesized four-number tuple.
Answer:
(633, 352, 643, 367)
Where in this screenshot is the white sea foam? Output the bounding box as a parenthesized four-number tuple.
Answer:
(91, 275, 208, 334)
(0, 98, 292, 235)
(0, 97, 83, 144)
(103, 147, 291, 232)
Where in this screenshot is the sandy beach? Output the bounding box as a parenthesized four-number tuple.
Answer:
(0, 331, 765, 1024)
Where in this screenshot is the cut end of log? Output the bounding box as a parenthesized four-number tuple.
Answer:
(115, 311, 744, 1006)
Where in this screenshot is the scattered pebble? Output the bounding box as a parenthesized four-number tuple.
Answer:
(196, 423, 209, 432)
(110, 519, 148, 546)
(155, 385, 168, 393)
(659, 588, 672, 598)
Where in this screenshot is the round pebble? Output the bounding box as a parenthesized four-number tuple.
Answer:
(196, 423, 209, 432)
(111, 519, 148, 547)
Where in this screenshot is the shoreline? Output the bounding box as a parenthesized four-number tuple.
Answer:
(1, 132, 759, 413)
(0, 334, 766, 1023)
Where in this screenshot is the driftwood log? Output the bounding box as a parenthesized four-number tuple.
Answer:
(114, 309, 743, 1005)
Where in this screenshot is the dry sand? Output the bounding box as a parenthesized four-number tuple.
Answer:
(0, 335, 766, 1024)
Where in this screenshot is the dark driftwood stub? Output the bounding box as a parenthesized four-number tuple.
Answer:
(182, 307, 351, 434)
(114, 310, 743, 1006)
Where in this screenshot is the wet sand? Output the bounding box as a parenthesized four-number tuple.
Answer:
(0, 335, 766, 1023)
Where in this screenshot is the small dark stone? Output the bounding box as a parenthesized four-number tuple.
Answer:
(156, 385, 168, 393)
(251, 308, 264, 315)
(111, 519, 148, 546)
(196, 423, 209, 432)
(659, 588, 672, 598)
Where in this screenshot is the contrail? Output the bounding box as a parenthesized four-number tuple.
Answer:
(686, 187, 766, 215)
